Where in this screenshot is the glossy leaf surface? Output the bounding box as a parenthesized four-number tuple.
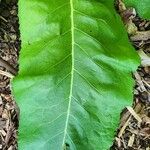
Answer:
(12, 0, 139, 149)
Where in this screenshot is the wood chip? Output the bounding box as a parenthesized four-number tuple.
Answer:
(143, 80, 150, 89)
(8, 145, 13, 150)
(2, 109, 9, 120)
(134, 71, 147, 92)
(128, 134, 135, 147)
(0, 70, 14, 78)
(115, 137, 121, 147)
(130, 31, 150, 41)
(0, 96, 2, 105)
(122, 137, 127, 149)
(118, 115, 131, 138)
(0, 57, 17, 75)
(138, 50, 150, 67)
(126, 106, 142, 123)
(0, 130, 6, 136)
(5, 124, 13, 145)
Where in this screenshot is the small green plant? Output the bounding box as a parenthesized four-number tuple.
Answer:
(12, 0, 150, 149)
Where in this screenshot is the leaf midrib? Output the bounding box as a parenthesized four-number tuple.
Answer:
(62, 0, 75, 147)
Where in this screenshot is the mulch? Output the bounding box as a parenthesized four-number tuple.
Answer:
(0, 0, 149, 150)
(0, 0, 19, 149)
(112, 1, 150, 149)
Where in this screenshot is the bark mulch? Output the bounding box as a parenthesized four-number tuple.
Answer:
(0, 0, 149, 150)
(0, 0, 19, 149)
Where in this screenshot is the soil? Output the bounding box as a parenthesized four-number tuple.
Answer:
(0, 0, 149, 150)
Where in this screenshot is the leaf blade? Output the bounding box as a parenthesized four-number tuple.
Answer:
(12, 0, 139, 149)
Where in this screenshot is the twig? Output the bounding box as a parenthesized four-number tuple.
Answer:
(0, 57, 17, 75)
(0, 16, 8, 22)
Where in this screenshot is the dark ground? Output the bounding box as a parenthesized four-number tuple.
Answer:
(0, 0, 149, 150)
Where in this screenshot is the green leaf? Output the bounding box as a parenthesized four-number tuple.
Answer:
(125, 0, 150, 19)
(12, 0, 139, 149)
